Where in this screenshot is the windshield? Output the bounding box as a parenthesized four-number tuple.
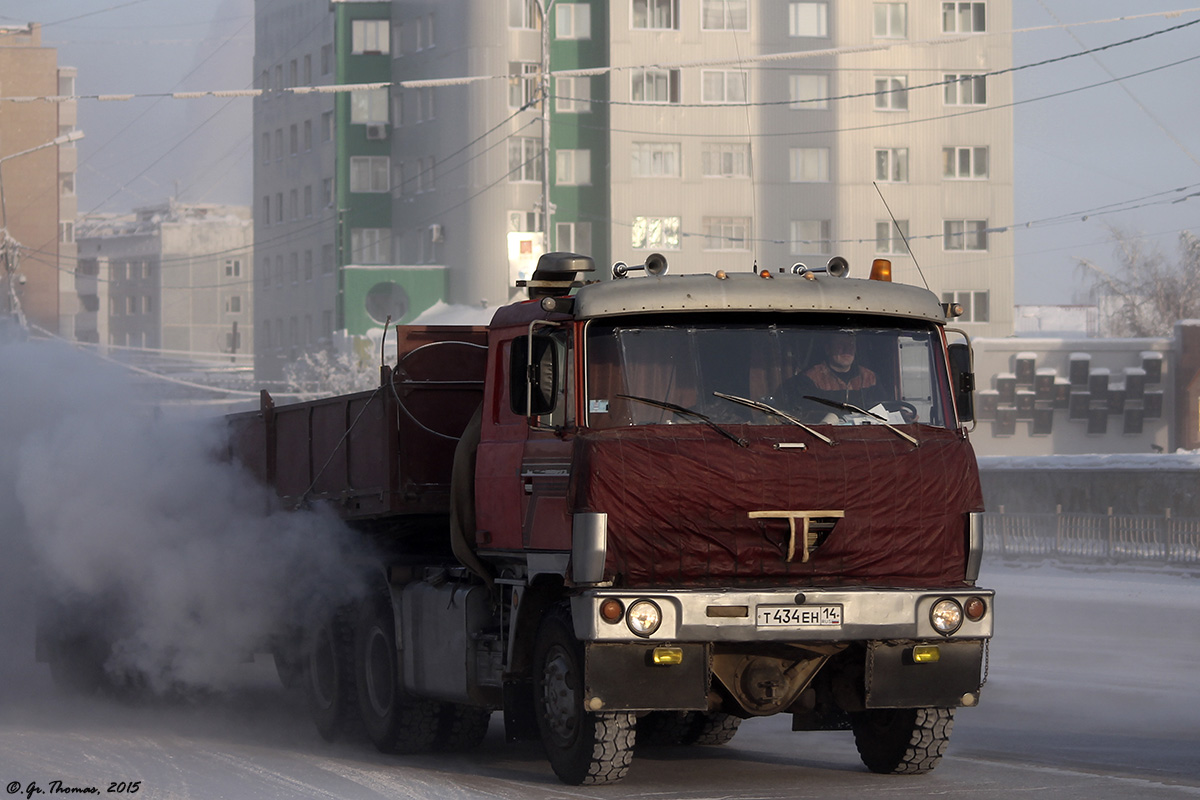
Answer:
(585, 318, 955, 430)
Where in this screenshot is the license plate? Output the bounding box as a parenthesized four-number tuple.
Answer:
(755, 605, 842, 627)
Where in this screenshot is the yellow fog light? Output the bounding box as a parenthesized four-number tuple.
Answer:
(652, 647, 683, 665)
(912, 645, 941, 664)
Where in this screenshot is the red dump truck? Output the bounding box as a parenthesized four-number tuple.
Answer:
(49, 252, 994, 785)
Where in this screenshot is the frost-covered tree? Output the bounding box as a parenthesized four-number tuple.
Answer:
(1078, 227, 1200, 338)
(283, 330, 396, 397)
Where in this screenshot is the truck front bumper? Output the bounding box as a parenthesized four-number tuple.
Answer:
(570, 586, 994, 643)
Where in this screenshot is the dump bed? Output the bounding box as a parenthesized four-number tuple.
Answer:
(227, 326, 488, 520)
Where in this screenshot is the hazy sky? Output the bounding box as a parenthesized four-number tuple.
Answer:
(2, 0, 1198, 305)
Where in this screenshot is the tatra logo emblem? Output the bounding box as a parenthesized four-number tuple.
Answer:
(748, 510, 845, 562)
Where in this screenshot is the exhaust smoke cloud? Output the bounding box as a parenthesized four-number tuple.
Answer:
(0, 339, 362, 696)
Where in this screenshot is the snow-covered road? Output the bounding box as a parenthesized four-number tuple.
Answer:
(1, 559, 1197, 799)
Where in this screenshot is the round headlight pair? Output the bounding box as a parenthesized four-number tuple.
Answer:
(626, 599, 661, 637)
(930, 598, 964, 636)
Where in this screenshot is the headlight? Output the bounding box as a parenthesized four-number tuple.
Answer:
(626, 600, 662, 637)
(930, 599, 963, 636)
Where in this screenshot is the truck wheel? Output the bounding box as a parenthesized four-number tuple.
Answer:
(636, 711, 695, 746)
(435, 704, 492, 751)
(306, 605, 357, 742)
(354, 594, 439, 754)
(685, 712, 741, 746)
(533, 608, 635, 785)
(850, 707, 955, 774)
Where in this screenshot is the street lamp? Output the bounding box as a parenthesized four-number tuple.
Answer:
(0, 129, 85, 323)
(535, 0, 556, 253)
(0, 129, 84, 230)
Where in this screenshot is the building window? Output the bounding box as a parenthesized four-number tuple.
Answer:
(875, 75, 908, 110)
(350, 156, 391, 192)
(289, 124, 298, 155)
(944, 74, 986, 105)
(789, 2, 828, 37)
(274, 129, 282, 160)
(704, 217, 751, 251)
(351, 229, 391, 264)
(631, 68, 680, 104)
(941, 290, 989, 322)
(303, 54, 312, 85)
(59, 221, 74, 243)
(509, 0, 541, 29)
(303, 120, 312, 151)
(943, 219, 988, 251)
(275, 192, 283, 223)
(556, 221, 592, 254)
(556, 76, 591, 113)
(304, 185, 313, 217)
(702, 70, 748, 104)
(288, 189, 298, 220)
(943, 146, 989, 179)
(274, 255, 283, 286)
(322, 244, 335, 273)
(418, 88, 435, 121)
(352, 19, 389, 54)
(557, 4, 591, 39)
(509, 137, 543, 183)
(632, 142, 681, 177)
(789, 74, 828, 110)
(632, 0, 679, 30)
(509, 210, 543, 233)
(289, 253, 299, 284)
(321, 44, 332, 75)
(943, 2, 986, 33)
(790, 220, 832, 255)
(789, 147, 830, 182)
(874, 3, 907, 37)
(556, 149, 591, 186)
(261, 132, 270, 164)
(322, 178, 334, 206)
(702, 0, 748, 30)
(289, 59, 297, 88)
(350, 89, 389, 123)
(875, 220, 909, 254)
(60, 173, 75, 196)
(304, 250, 313, 281)
(701, 143, 750, 178)
(874, 148, 908, 182)
(228, 296, 242, 314)
(509, 62, 541, 109)
(416, 157, 435, 193)
(321, 111, 333, 141)
(225, 258, 242, 277)
(261, 196, 270, 226)
(631, 216, 681, 250)
(394, 94, 405, 126)
(416, 14, 435, 50)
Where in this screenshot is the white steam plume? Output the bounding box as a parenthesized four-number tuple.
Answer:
(0, 339, 364, 695)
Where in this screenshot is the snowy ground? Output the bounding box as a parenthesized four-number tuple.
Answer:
(0, 558, 1197, 799)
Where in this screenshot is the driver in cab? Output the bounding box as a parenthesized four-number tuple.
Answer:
(779, 332, 887, 418)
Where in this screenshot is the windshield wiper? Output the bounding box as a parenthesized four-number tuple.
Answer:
(617, 394, 748, 447)
(712, 391, 835, 446)
(802, 396, 919, 447)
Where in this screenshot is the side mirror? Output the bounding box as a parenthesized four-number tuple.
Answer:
(510, 334, 558, 417)
(947, 342, 975, 424)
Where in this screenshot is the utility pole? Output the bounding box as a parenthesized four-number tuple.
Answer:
(537, 0, 556, 253)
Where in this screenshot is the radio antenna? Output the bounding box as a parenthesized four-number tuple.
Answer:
(873, 181, 929, 290)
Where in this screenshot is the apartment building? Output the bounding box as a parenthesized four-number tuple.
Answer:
(0, 23, 79, 338)
(253, 0, 1013, 378)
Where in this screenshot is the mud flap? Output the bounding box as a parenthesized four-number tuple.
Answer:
(865, 640, 984, 709)
(584, 642, 710, 712)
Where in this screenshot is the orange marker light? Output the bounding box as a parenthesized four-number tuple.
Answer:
(759, 269, 774, 279)
(870, 259, 893, 282)
(600, 598, 625, 623)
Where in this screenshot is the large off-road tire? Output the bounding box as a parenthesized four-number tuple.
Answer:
(686, 712, 741, 746)
(850, 707, 955, 774)
(534, 608, 635, 785)
(435, 704, 492, 751)
(354, 593, 440, 754)
(638, 711, 742, 747)
(306, 604, 358, 742)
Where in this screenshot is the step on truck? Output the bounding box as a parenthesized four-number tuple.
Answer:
(53, 251, 994, 785)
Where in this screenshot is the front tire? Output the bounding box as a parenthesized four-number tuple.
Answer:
(533, 608, 635, 785)
(850, 707, 955, 774)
